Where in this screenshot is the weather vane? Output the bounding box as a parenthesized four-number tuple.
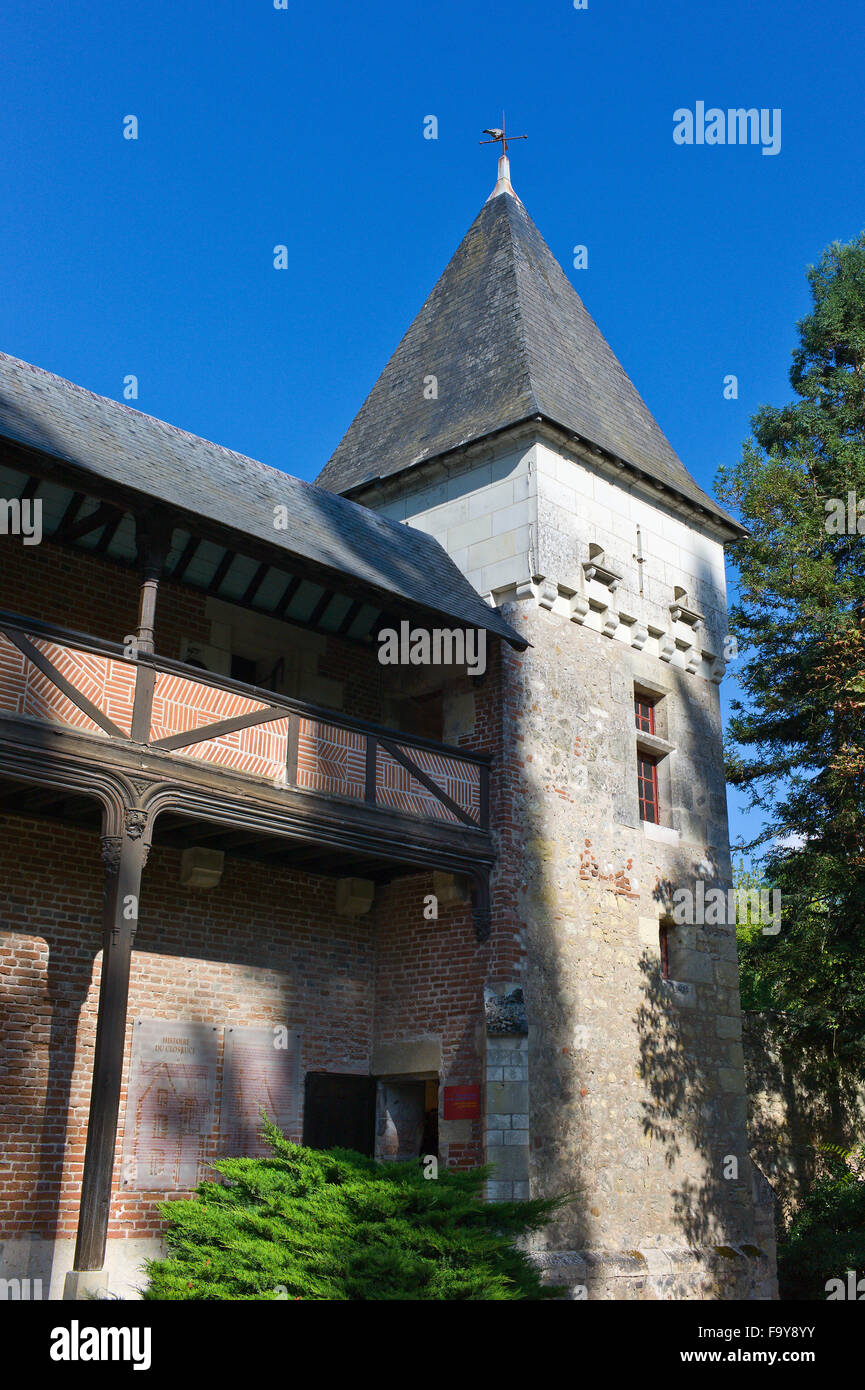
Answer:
(479, 112, 527, 159)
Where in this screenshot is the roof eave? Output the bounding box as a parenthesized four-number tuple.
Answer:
(338, 412, 748, 544)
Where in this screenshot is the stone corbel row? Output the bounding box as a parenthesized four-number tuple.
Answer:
(522, 573, 727, 682)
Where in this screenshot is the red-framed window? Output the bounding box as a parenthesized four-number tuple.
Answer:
(634, 695, 656, 735)
(637, 753, 660, 823)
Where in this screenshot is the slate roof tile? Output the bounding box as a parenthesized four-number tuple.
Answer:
(0, 351, 526, 648)
(316, 191, 740, 533)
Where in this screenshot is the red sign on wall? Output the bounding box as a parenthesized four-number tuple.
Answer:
(442, 1084, 481, 1120)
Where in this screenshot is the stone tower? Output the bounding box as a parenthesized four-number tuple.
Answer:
(317, 155, 776, 1299)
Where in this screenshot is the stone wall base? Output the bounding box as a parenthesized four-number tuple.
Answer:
(0, 1237, 163, 1301)
(532, 1245, 778, 1300)
(2, 1236, 778, 1302)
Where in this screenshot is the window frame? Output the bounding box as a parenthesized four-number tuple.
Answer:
(637, 751, 660, 824)
(634, 694, 656, 736)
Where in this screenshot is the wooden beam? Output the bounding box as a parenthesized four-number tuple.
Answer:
(130, 665, 155, 743)
(149, 705, 285, 752)
(170, 534, 200, 584)
(307, 589, 335, 630)
(207, 549, 236, 596)
(54, 491, 86, 541)
(241, 562, 270, 607)
(337, 599, 364, 636)
(134, 514, 172, 656)
(1, 627, 129, 740)
(18, 475, 40, 502)
(94, 509, 125, 556)
(379, 737, 477, 828)
(275, 574, 303, 618)
(64, 502, 123, 544)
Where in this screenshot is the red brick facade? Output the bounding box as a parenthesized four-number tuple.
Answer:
(0, 811, 493, 1241)
(0, 532, 508, 1251)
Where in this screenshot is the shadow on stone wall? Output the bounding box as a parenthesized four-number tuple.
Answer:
(634, 949, 752, 1247)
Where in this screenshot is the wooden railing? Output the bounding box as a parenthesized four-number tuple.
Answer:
(0, 610, 490, 830)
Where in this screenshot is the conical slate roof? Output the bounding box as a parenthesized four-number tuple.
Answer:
(316, 186, 739, 532)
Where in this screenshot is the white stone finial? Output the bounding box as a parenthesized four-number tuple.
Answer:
(487, 153, 519, 201)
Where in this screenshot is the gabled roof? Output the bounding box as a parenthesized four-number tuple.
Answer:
(0, 351, 526, 648)
(316, 188, 740, 533)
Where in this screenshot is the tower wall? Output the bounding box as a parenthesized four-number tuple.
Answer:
(359, 430, 778, 1299)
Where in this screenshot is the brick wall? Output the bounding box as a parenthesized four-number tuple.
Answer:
(0, 813, 377, 1242)
(371, 875, 487, 1172)
(0, 535, 209, 660)
(0, 808, 502, 1244)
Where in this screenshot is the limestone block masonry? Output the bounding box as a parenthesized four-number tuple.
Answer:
(362, 427, 777, 1300)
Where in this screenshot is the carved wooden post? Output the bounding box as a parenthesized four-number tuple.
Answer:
(134, 513, 171, 656)
(71, 811, 149, 1280)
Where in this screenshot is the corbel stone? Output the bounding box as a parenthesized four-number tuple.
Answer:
(335, 877, 375, 917)
(684, 647, 702, 676)
(601, 609, 619, 639)
(569, 595, 590, 624)
(536, 579, 558, 611)
(432, 870, 470, 907)
(659, 633, 676, 664)
(180, 847, 225, 889)
(708, 657, 726, 684)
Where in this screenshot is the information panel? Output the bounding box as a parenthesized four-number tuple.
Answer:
(120, 1019, 220, 1191)
(218, 1025, 302, 1157)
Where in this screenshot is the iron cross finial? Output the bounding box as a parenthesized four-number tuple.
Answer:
(479, 111, 527, 159)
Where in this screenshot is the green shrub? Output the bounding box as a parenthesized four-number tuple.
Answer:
(778, 1152, 865, 1300)
(144, 1120, 567, 1300)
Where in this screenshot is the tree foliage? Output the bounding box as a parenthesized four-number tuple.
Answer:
(717, 234, 865, 1058)
(143, 1120, 566, 1300)
(778, 1145, 865, 1300)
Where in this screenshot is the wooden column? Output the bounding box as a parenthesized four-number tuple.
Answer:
(73, 817, 148, 1272)
(134, 514, 171, 656)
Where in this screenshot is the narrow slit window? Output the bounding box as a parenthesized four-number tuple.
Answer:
(659, 922, 670, 980)
(637, 753, 660, 824)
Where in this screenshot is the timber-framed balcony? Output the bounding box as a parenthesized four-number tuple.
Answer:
(0, 608, 495, 929)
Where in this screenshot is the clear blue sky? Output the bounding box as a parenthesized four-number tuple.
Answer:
(2, 0, 862, 860)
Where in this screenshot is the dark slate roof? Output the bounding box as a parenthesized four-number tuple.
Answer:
(0, 351, 526, 648)
(316, 190, 741, 533)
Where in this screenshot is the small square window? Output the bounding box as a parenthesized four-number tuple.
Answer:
(637, 753, 660, 824)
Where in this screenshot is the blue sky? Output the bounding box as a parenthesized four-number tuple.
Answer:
(2, 0, 863, 860)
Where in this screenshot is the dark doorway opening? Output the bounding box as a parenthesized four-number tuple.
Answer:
(375, 1078, 439, 1161)
(302, 1072, 376, 1156)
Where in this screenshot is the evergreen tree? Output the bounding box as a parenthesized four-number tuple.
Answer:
(717, 233, 865, 1059)
(143, 1121, 567, 1300)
